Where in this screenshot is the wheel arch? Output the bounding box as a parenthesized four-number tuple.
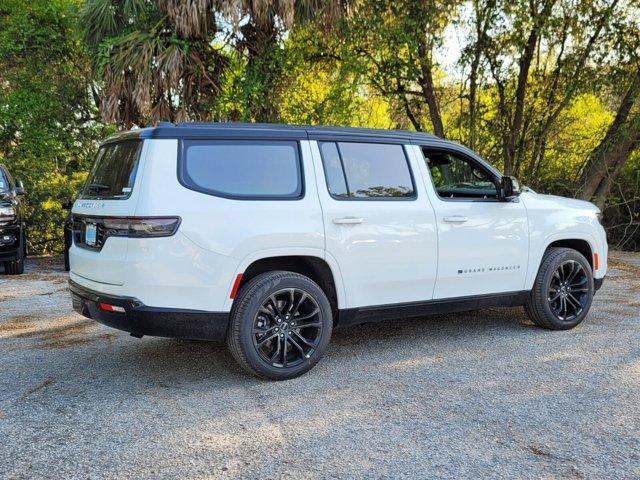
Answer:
(545, 239, 593, 270)
(224, 249, 346, 316)
(526, 233, 598, 290)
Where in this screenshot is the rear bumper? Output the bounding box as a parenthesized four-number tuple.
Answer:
(69, 232, 239, 312)
(69, 279, 229, 341)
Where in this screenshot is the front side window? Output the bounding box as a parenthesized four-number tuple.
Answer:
(319, 142, 415, 199)
(423, 149, 499, 200)
(81, 140, 142, 200)
(181, 140, 303, 199)
(0, 170, 8, 193)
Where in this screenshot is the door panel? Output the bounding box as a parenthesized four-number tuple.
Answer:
(414, 145, 529, 299)
(311, 141, 437, 309)
(431, 201, 528, 298)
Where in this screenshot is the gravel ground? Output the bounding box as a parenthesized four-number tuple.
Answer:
(1, 254, 639, 479)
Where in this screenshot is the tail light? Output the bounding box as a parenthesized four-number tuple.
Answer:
(102, 217, 181, 238)
(72, 215, 181, 251)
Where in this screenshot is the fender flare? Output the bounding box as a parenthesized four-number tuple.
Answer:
(223, 247, 347, 311)
(525, 232, 599, 290)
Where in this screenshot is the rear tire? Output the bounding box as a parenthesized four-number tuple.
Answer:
(227, 271, 333, 380)
(525, 247, 594, 330)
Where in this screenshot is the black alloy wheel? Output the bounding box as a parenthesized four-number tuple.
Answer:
(252, 288, 323, 368)
(227, 271, 333, 380)
(525, 247, 594, 330)
(547, 260, 589, 322)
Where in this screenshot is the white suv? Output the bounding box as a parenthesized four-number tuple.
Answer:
(69, 123, 607, 379)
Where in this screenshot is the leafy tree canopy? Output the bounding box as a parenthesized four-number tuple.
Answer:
(0, 0, 112, 252)
(1, 0, 639, 251)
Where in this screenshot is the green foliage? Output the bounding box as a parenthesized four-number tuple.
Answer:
(82, 0, 227, 126)
(1, 0, 639, 252)
(277, 27, 392, 128)
(0, 0, 112, 253)
(602, 148, 640, 251)
(537, 94, 613, 192)
(80, 1, 343, 125)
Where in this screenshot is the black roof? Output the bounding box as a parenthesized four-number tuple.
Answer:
(104, 122, 442, 145)
(100, 122, 502, 176)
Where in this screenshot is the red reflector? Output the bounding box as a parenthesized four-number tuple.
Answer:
(593, 253, 599, 271)
(99, 302, 125, 313)
(230, 273, 243, 299)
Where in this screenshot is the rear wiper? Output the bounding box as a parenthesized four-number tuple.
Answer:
(87, 183, 111, 193)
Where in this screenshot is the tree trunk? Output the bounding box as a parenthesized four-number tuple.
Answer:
(525, 0, 618, 182)
(398, 85, 422, 132)
(417, 40, 446, 138)
(505, 0, 556, 175)
(468, 60, 479, 149)
(239, 20, 280, 122)
(591, 130, 639, 203)
(468, 0, 495, 150)
(577, 67, 640, 207)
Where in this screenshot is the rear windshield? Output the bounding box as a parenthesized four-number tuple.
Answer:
(80, 140, 142, 200)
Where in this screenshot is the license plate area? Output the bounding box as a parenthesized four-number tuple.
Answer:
(72, 216, 105, 251)
(85, 223, 97, 247)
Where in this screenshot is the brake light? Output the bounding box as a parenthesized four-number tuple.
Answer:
(99, 302, 125, 313)
(102, 217, 181, 238)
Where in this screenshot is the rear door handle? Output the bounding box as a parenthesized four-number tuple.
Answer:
(443, 215, 469, 223)
(332, 217, 364, 225)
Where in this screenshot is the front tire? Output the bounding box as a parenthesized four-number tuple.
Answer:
(227, 271, 333, 380)
(4, 255, 24, 275)
(4, 234, 25, 275)
(525, 247, 594, 330)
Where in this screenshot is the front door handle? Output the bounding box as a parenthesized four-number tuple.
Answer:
(443, 215, 469, 223)
(332, 217, 364, 225)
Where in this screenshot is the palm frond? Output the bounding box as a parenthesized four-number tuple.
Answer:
(123, 0, 148, 19)
(81, 0, 118, 47)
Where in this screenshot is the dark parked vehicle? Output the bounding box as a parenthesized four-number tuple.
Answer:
(0, 165, 26, 274)
(63, 205, 73, 272)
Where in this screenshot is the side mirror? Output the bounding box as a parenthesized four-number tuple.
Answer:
(62, 200, 73, 210)
(500, 176, 520, 200)
(14, 178, 26, 196)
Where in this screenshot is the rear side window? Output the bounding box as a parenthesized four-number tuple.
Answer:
(319, 142, 415, 199)
(80, 140, 142, 200)
(180, 140, 303, 199)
